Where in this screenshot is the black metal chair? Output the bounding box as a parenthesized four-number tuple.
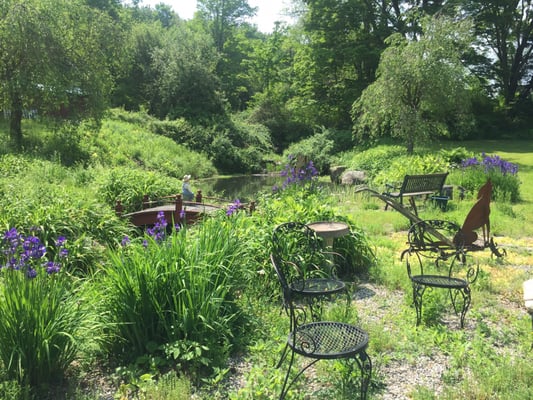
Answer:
(401, 219, 479, 328)
(271, 222, 348, 319)
(270, 253, 372, 399)
(523, 279, 533, 349)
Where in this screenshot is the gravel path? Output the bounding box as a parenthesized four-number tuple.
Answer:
(219, 276, 527, 400)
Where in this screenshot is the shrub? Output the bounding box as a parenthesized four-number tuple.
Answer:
(101, 213, 247, 376)
(96, 166, 180, 212)
(284, 130, 335, 175)
(452, 153, 520, 202)
(338, 145, 406, 180)
(0, 158, 129, 273)
(0, 228, 101, 386)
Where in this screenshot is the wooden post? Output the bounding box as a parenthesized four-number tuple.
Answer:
(115, 200, 123, 216)
(174, 194, 183, 223)
(195, 190, 203, 203)
(142, 194, 150, 209)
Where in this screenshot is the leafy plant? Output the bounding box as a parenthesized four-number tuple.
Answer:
(101, 213, 247, 376)
(0, 228, 100, 386)
(452, 152, 520, 201)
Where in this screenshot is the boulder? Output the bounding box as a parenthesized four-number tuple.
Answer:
(341, 170, 368, 185)
(329, 165, 347, 183)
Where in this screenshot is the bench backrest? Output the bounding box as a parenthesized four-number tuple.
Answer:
(400, 173, 448, 195)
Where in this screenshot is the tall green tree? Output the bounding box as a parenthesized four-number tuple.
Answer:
(0, 0, 121, 148)
(197, 0, 257, 52)
(352, 16, 477, 154)
(463, 0, 533, 115)
(112, 21, 164, 111)
(297, 0, 395, 128)
(148, 23, 224, 120)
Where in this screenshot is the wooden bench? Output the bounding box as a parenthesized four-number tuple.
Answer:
(383, 172, 449, 216)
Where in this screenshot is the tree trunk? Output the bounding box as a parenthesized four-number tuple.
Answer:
(9, 95, 23, 149)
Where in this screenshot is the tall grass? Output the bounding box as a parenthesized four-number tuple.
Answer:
(0, 229, 103, 388)
(101, 214, 248, 375)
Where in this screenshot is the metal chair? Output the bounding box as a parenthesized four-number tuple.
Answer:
(270, 253, 372, 399)
(271, 222, 348, 320)
(523, 279, 533, 349)
(401, 219, 479, 328)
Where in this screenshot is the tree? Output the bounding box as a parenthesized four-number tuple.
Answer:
(0, 0, 121, 148)
(352, 16, 477, 154)
(197, 0, 257, 52)
(148, 23, 224, 120)
(462, 0, 533, 115)
(295, 0, 395, 128)
(112, 21, 165, 111)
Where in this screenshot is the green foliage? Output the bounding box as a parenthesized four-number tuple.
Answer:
(92, 116, 217, 179)
(448, 153, 521, 202)
(0, 155, 129, 274)
(336, 144, 406, 180)
(101, 215, 247, 375)
(0, 0, 121, 146)
(0, 265, 102, 386)
(149, 23, 224, 120)
(96, 166, 179, 212)
(352, 16, 476, 153)
(284, 129, 335, 175)
(248, 90, 314, 151)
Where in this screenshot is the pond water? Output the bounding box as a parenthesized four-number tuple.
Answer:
(196, 175, 283, 203)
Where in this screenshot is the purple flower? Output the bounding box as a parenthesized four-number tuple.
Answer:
(45, 261, 61, 274)
(1, 228, 68, 278)
(461, 153, 518, 176)
(26, 268, 37, 279)
(56, 236, 66, 246)
(146, 212, 168, 243)
(121, 236, 131, 247)
(276, 156, 320, 192)
(226, 199, 242, 216)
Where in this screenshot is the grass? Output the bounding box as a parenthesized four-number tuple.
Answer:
(1, 114, 532, 399)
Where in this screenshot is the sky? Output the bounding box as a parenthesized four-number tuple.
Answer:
(136, 0, 292, 33)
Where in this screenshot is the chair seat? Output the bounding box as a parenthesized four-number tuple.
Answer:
(290, 278, 346, 296)
(411, 274, 468, 289)
(288, 321, 368, 359)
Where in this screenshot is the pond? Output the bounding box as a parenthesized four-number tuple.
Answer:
(195, 175, 283, 203)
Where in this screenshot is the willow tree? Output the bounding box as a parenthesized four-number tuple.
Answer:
(0, 0, 121, 148)
(352, 16, 477, 154)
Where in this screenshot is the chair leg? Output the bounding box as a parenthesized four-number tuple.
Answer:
(279, 348, 295, 400)
(276, 342, 289, 369)
(279, 350, 320, 400)
(412, 282, 425, 326)
(353, 350, 372, 400)
(449, 286, 471, 328)
(530, 313, 533, 350)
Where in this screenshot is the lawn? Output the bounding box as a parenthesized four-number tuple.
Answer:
(1, 138, 532, 400)
(212, 140, 533, 400)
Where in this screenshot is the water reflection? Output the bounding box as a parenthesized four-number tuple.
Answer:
(197, 175, 282, 202)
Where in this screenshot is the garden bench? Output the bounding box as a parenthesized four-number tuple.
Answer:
(383, 172, 449, 216)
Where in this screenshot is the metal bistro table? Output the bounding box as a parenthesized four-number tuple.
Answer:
(307, 221, 350, 248)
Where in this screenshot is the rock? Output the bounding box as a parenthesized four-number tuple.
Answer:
(329, 165, 347, 183)
(341, 170, 367, 185)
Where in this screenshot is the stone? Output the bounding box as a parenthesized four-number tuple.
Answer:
(330, 165, 347, 183)
(341, 170, 368, 185)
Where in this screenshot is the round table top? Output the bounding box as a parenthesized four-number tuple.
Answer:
(307, 221, 350, 238)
